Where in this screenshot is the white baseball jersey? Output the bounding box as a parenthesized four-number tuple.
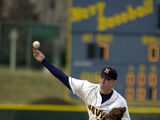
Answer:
(69, 77, 131, 120)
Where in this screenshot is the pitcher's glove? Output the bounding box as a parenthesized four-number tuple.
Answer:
(102, 107, 126, 120)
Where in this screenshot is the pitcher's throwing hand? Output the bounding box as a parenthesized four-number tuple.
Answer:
(33, 48, 45, 62)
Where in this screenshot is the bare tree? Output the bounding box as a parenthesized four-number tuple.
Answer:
(1, 0, 38, 21)
(0, 0, 4, 18)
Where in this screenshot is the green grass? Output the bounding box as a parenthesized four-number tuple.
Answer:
(0, 67, 68, 104)
(1, 67, 159, 107)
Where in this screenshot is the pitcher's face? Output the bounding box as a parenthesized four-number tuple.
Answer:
(99, 75, 116, 90)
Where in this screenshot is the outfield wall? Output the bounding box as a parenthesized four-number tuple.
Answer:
(0, 104, 159, 120)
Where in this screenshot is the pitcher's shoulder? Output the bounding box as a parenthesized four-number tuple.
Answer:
(113, 89, 127, 103)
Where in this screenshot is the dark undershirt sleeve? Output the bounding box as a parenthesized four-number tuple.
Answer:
(41, 58, 71, 89)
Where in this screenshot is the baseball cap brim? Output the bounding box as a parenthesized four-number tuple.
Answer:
(101, 72, 112, 80)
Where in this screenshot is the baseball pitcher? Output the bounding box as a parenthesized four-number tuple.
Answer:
(33, 48, 131, 120)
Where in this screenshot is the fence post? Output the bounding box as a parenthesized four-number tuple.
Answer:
(0, 22, 2, 62)
(25, 25, 32, 69)
(52, 38, 60, 67)
(9, 28, 18, 70)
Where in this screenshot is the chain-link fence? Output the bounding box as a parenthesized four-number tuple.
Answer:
(0, 20, 60, 69)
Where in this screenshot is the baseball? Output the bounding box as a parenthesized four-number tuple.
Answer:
(33, 41, 40, 48)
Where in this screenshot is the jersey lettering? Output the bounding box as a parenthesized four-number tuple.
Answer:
(88, 104, 106, 119)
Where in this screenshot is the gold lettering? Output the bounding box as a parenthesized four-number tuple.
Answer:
(136, 6, 145, 17)
(107, 18, 115, 28)
(96, 34, 113, 43)
(142, 35, 160, 45)
(97, 16, 106, 31)
(114, 14, 122, 26)
(71, 0, 154, 31)
(80, 72, 100, 82)
(96, 2, 106, 16)
(127, 5, 136, 20)
(96, 109, 102, 116)
(100, 111, 106, 118)
(89, 5, 96, 16)
(82, 8, 89, 19)
(144, 0, 153, 14)
(82, 33, 93, 43)
(88, 104, 107, 118)
(70, 8, 80, 22)
(121, 12, 128, 23)
(91, 106, 95, 114)
(88, 104, 92, 110)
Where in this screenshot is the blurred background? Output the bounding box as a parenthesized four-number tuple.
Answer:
(0, 0, 160, 120)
